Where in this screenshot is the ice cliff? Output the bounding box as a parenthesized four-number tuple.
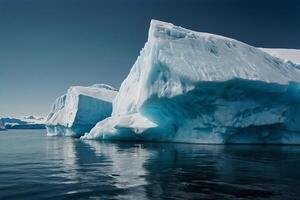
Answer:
(46, 84, 117, 137)
(82, 20, 300, 144)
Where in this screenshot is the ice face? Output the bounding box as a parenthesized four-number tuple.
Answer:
(82, 20, 300, 144)
(46, 84, 118, 137)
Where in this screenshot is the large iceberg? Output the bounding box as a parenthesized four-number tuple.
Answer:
(46, 84, 117, 137)
(82, 20, 300, 144)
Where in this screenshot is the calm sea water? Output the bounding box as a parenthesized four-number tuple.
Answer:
(0, 130, 300, 200)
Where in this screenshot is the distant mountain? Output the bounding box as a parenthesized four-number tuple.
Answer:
(0, 116, 46, 129)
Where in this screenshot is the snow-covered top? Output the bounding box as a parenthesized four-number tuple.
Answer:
(148, 19, 300, 83)
(68, 85, 117, 103)
(259, 48, 300, 64)
(149, 19, 235, 43)
(112, 19, 300, 116)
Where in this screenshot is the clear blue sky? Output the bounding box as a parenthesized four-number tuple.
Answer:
(0, 0, 299, 117)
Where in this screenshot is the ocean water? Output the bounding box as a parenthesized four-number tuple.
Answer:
(0, 130, 300, 200)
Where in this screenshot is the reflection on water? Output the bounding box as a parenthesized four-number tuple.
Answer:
(0, 130, 300, 199)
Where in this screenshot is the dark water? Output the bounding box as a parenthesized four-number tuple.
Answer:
(0, 130, 300, 200)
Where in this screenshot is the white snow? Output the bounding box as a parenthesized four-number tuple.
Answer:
(22, 115, 46, 124)
(260, 48, 300, 64)
(46, 84, 118, 137)
(83, 113, 157, 139)
(0, 116, 46, 129)
(82, 20, 300, 144)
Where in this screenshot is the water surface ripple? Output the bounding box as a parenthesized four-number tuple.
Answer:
(0, 130, 299, 199)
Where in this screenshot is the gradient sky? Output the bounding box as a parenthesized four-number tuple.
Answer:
(0, 0, 299, 117)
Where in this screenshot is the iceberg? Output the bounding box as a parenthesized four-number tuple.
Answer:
(46, 84, 117, 137)
(0, 120, 5, 130)
(82, 20, 300, 144)
(0, 116, 46, 129)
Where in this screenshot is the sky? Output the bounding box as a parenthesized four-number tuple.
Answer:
(0, 0, 299, 117)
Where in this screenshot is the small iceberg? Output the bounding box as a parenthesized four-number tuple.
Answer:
(46, 84, 118, 137)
